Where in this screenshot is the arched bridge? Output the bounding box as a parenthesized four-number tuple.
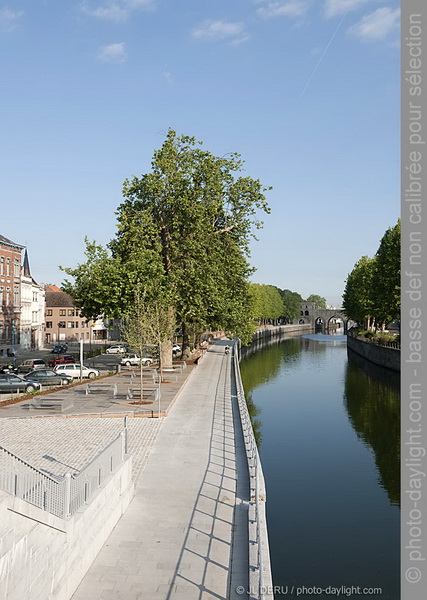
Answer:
(295, 302, 350, 332)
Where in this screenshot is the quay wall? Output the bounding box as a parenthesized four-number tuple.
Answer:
(347, 335, 400, 372)
(0, 457, 133, 600)
(252, 324, 312, 341)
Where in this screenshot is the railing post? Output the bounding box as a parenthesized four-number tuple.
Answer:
(63, 472, 72, 518)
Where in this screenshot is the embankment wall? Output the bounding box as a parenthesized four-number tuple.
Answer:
(347, 335, 400, 372)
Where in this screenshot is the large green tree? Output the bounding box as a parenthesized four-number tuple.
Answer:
(279, 289, 303, 323)
(62, 130, 270, 364)
(342, 256, 377, 328)
(372, 220, 401, 327)
(249, 284, 284, 324)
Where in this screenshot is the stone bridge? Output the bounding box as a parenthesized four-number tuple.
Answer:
(295, 302, 350, 332)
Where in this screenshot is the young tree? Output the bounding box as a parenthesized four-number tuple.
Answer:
(62, 130, 270, 361)
(123, 284, 175, 401)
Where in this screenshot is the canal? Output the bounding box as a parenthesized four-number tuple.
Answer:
(240, 333, 400, 600)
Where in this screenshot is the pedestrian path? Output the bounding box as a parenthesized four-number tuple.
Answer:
(71, 341, 249, 600)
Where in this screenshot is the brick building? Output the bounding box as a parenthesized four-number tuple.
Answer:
(0, 235, 23, 357)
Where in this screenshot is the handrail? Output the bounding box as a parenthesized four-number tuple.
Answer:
(232, 342, 273, 600)
(0, 430, 125, 518)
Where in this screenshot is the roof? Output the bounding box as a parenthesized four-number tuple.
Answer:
(0, 234, 24, 250)
(45, 291, 76, 308)
(23, 248, 31, 277)
(44, 284, 62, 292)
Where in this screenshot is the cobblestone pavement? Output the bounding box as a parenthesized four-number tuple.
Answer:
(0, 416, 164, 485)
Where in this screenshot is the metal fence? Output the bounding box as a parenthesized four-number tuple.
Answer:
(0, 431, 125, 518)
(233, 344, 272, 600)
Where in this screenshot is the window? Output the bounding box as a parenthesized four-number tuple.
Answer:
(68, 309, 75, 316)
(46, 322, 53, 328)
(68, 321, 74, 328)
(0, 257, 3, 275)
(58, 321, 66, 328)
(14, 286, 19, 306)
(46, 309, 53, 316)
(59, 309, 66, 316)
(6, 259, 10, 277)
(14, 260, 20, 277)
(33, 291, 38, 302)
(0, 287, 3, 305)
(75, 321, 79, 328)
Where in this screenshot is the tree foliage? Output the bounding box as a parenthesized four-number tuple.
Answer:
(62, 130, 271, 353)
(342, 256, 376, 327)
(306, 294, 327, 309)
(278, 289, 303, 322)
(342, 220, 400, 328)
(249, 284, 284, 324)
(371, 220, 401, 325)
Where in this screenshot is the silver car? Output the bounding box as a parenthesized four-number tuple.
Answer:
(0, 373, 41, 394)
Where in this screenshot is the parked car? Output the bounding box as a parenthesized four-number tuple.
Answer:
(24, 370, 72, 387)
(51, 344, 68, 354)
(0, 373, 41, 394)
(48, 355, 76, 368)
(54, 364, 99, 379)
(105, 345, 127, 354)
(17, 358, 46, 373)
(120, 354, 153, 367)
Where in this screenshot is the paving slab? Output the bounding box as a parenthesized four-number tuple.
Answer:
(72, 341, 250, 600)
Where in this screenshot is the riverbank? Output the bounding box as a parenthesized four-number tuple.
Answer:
(347, 334, 400, 372)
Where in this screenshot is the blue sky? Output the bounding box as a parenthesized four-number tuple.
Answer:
(1, 0, 400, 306)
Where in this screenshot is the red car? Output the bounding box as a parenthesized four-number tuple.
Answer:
(48, 354, 76, 368)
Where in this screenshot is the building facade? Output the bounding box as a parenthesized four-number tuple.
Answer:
(20, 250, 45, 351)
(0, 235, 23, 357)
(44, 286, 111, 344)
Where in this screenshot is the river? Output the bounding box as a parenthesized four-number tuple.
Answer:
(240, 333, 400, 600)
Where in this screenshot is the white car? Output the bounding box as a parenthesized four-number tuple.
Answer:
(120, 354, 153, 367)
(105, 345, 127, 354)
(54, 364, 99, 379)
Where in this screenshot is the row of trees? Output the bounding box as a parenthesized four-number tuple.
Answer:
(342, 220, 400, 329)
(248, 285, 327, 325)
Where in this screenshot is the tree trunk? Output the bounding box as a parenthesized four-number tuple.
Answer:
(140, 360, 144, 403)
(160, 338, 173, 369)
(182, 322, 190, 353)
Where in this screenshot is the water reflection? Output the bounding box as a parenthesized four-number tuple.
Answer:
(345, 348, 400, 506)
(239, 334, 400, 599)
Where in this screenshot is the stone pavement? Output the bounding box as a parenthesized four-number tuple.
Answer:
(71, 341, 250, 600)
(0, 362, 196, 418)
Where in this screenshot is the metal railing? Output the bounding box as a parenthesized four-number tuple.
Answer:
(0, 431, 125, 518)
(233, 343, 272, 600)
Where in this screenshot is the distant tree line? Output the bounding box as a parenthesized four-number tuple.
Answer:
(248, 284, 327, 325)
(342, 220, 400, 330)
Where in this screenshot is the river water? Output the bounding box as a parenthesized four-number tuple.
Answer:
(240, 333, 400, 600)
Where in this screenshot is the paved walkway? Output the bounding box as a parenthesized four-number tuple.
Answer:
(71, 341, 250, 600)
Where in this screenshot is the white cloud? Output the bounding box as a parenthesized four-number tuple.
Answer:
(324, 0, 378, 19)
(97, 42, 127, 62)
(192, 19, 247, 42)
(348, 6, 400, 41)
(0, 7, 24, 32)
(257, 1, 308, 19)
(81, 0, 152, 23)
